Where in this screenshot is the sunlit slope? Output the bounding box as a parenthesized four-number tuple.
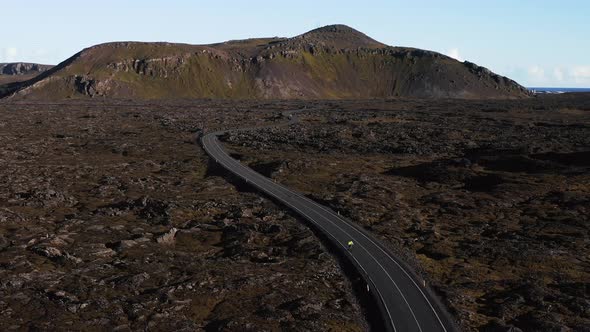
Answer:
(5, 25, 530, 100)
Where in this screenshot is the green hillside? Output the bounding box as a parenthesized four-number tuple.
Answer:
(2, 25, 530, 100)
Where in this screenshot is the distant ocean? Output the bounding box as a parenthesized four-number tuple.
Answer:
(528, 87, 590, 94)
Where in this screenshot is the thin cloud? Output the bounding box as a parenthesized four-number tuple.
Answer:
(525, 65, 590, 86)
(2, 47, 18, 62)
(570, 66, 590, 84)
(446, 48, 463, 61)
(528, 65, 546, 83)
(553, 67, 564, 81)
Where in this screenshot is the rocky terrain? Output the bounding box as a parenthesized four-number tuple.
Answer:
(0, 63, 53, 76)
(0, 63, 53, 85)
(0, 100, 367, 331)
(0, 63, 54, 97)
(1, 25, 529, 100)
(222, 94, 590, 331)
(2, 95, 588, 331)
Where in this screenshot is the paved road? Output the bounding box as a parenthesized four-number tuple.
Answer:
(200, 110, 457, 332)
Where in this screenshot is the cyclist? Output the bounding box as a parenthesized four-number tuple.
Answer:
(347, 240, 354, 251)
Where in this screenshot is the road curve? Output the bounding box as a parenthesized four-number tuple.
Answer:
(200, 110, 457, 332)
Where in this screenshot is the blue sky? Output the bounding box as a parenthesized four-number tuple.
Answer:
(2, 0, 588, 87)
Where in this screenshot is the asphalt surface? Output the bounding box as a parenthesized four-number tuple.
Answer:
(200, 110, 457, 332)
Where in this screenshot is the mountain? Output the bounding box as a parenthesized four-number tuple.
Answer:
(0, 62, 54, 87)
(0, 62, 54, 76)
(1, 25, 530, 100)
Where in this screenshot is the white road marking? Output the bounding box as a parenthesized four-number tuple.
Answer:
(201, 109, 453, 331)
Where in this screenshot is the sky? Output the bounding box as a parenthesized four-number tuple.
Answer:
(1, 0, 588, 87)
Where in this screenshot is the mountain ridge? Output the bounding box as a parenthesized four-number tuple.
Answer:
(0, 62, 54, 88)
(0, 62, 54, 76)
(2, 25, 530, 100)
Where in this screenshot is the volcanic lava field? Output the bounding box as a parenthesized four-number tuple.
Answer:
(1, 95, 589, 331)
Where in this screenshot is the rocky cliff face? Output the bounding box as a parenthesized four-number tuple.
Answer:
(2, 25, 530, 100)
(0, 62, 53, 75)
